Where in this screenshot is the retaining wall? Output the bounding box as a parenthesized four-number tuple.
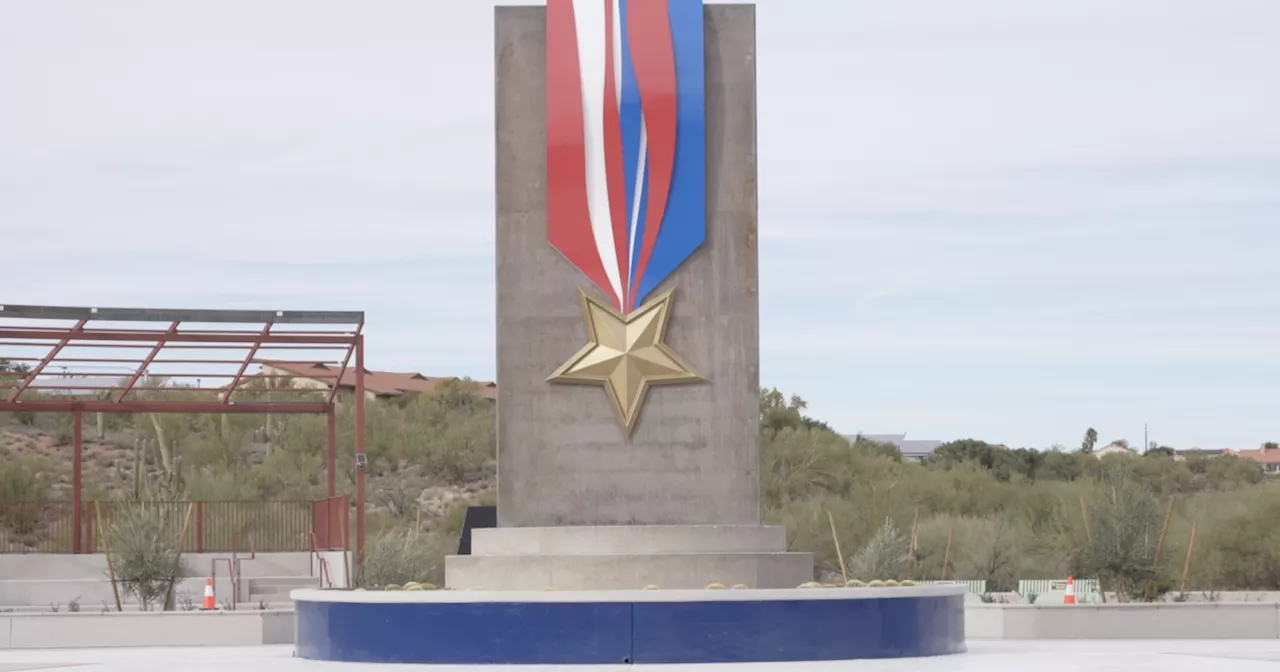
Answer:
(0, 551, 342, 607)
(967, 602, 1280, 639)
(0, 577, 215, 608)
(0, 610, 293, 649)
(0, 552, 315, 580)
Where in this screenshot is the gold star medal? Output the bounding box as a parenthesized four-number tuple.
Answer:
(548, 287, 704, 436)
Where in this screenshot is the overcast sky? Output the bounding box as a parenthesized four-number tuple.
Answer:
(2, 0, 1278, 449)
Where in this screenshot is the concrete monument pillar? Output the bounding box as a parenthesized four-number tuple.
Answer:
(445, 1, 812, 590)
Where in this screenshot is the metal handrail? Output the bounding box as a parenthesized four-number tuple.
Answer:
(210, 557, 236, 610)
(310, 531, 333, 588)
(208, 532, 257, 610)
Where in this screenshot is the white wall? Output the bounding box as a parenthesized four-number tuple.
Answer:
(0, 552, 318, 607)
(317, 551, 351, 588)
(967, 603, 1280, 639)
(0, 610, 292, 649)
(0, 552, 315, 581)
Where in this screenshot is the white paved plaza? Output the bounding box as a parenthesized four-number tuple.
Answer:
(2, 641, 1280, 671)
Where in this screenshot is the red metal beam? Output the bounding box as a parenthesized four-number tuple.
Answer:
(30, 371, 338, 380)
(221, 325, 271, 404)
(0, 329, 355, 345)
(113, 321, 179, 403)
(0, 342, 346, 351)
(325, 324, 363, 405)
(6, 319, 86, 402)
(0, 400, 332, 414)
(28, 385, 316, 393)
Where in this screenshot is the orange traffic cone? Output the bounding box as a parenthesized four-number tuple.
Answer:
(1063, 576, 1077, 604)
(202, 577, 216, 610)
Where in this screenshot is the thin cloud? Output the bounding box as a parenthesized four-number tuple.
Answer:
(1, 0, 1277, 448)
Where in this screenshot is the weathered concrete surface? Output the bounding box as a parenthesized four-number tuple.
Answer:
(494, 4, 762, 528)
(446, 551, 812, 591)
(469, 525, 788, 556)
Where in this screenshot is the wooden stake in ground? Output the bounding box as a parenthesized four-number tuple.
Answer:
(1143, 495, 1176, 601)
(97, 505, 122, 612)
(163, 503, 196, 611)
(907, 507, 921, 579)
(1079, 497, 1108, 603)
(826, 510, 849, 586)
(1079, 497, 1093, 543)
(940, 526, 954, 581)
(1180, 520, 1198, 597)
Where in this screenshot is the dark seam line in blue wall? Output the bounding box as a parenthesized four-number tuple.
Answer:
(627, 601, 636, 666)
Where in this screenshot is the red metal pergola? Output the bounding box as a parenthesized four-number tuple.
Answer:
(0, 304, 368, 561)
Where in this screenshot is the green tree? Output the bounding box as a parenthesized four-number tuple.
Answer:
(760, 388, 833, 434)
(850, 436, 903, 462)
(1082, 427, 1098, 454)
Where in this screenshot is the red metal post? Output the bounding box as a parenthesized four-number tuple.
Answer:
(6, 319, 86, 402)
(355, 334, 365, 571)
(326, 409, 336, 497)
(72, 408, 83, 554)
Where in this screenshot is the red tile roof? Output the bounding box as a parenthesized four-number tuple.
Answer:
(1232, 447, 1280, 464)
(257, 360, 496, 399)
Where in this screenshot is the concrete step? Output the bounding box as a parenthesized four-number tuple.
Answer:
(245, 576, 322, 600)
(247, 593, 296, 603)
(244, 576, 319, 591)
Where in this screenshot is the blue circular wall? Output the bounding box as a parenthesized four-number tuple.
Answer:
(294, 588, 966, 665)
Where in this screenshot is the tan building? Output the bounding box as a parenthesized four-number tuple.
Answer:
(1093, 442, 1137, 458)
(254, 360, 496, 402)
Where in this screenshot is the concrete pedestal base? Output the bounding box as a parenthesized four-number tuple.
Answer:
(444, 525, 814, 590)
(294, 586, 967, 664)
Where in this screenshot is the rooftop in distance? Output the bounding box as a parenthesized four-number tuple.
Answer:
(843, 433, 943, 462)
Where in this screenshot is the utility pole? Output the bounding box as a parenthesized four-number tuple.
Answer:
(1144, 423, 1149, 453)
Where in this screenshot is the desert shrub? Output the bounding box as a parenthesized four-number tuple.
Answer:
(915, 512, 1056, 591)
(0, 456, 54, 536)
(361, 528, 441, 589)
(1069, 472, 1165, 600)
(105, 503, 189, 610)
(0, 455, 53, 502)
(1187, 486, 1280, 590)
(849, 519, 909, 581)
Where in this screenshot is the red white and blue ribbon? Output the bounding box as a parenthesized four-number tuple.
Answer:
(547, 0, 706, 313)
